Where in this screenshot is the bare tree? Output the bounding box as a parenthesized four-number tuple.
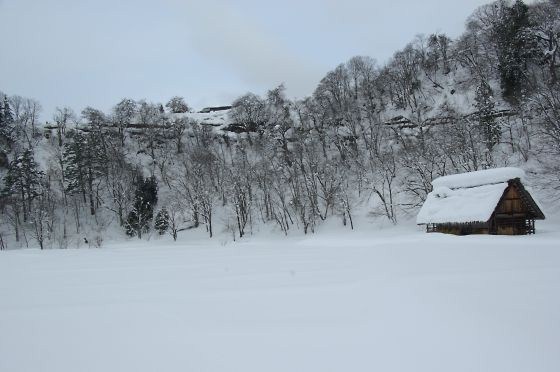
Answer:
(166, 96, 190, 113)
(112, 98, 137, 147)
(53, 107, 75, 147)
(230, 93, 267, 143)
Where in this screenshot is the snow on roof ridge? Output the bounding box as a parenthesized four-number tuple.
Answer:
(431, 167, 526, 190)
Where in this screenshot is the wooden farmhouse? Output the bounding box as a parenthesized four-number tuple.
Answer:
(417, 167, 545, 235)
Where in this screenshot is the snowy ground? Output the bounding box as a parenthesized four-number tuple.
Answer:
(1, 221, 559, 372)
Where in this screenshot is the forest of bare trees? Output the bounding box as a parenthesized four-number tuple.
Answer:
(0, 0, 559, 249)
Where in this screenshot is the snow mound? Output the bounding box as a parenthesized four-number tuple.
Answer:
(417, 182, 509, 224)
(432, 167, 525, 189)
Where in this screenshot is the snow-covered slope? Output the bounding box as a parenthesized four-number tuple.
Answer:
(1, 222, 559, 372)
(181, 109, 231, 127)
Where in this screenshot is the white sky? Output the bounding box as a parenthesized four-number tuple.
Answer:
(0, 0, 500, 118)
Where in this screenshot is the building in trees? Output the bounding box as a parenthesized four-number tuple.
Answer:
(417, 168, 545, 235)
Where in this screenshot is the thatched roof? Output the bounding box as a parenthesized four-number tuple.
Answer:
(417, 168, 545, 225)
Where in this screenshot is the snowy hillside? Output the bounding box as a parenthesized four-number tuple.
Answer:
(1, 221, 559, 372)
(1, 0, 559, 249)
(184, 107, 232, 128)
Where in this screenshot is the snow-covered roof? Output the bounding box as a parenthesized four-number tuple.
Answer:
(431, 167, 525, 189)
(417, 167, 528, 225)
(416, 183, 509, 224)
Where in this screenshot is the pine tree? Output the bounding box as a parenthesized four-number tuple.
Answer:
(2, 96, 14, 126)
(63, 131, 108, 215)
(125, 175, 158, 238)
(475, 80, 500, 150)
(0, 99, 4, 127)
(154, 208, 170, 235)
(495, 0, 534, 103)
(2, 149, 44, 222)
(0, 99, 5, 153)
(63, 131, 87, 198)
(0, 96, 14, 147)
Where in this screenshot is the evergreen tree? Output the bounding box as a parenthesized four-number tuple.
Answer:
(495, 0, 534, 103)
(2, 149, 44, 222)
(63, 131, 87, 197)
(0, 98, 4, 127)
(2, 96, 14, 126)
(154, 208, 170, 235)
(125, 208, 141, 237)
(0, 99, 5, 153)
(63, 131, 108, 215)
(475, 80, 500, 150)
(125, 175, 158, 238)
(0, 96, 14, 147)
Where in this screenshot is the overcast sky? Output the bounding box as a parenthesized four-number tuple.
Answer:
(1, 0, 497, 118)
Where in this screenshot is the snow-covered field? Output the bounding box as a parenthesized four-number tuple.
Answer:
(1, 222, 559, 372)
